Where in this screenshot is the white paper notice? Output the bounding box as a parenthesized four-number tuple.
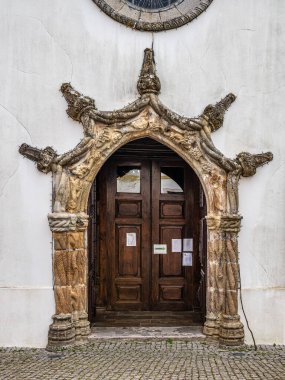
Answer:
(126, 233, 136, 247)
(153, 244, 167, 254)
(182, 252, 193, 266)
(171, 239, 182, 253)
(183, 238, 193, 252)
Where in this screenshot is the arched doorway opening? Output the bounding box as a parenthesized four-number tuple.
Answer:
(88, 138, 207, 327)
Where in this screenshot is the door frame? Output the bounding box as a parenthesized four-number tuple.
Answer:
(88, 150, 206, 319)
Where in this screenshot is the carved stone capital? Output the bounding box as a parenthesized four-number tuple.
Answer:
(137, 49, 161, 96)
(206, 215, 242, 233)
(19, 143, 57, 173)
(236, 151, 273, 177)
(48, 212, 89, 232)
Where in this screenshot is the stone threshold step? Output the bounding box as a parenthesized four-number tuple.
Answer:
(94, 321, 202, 327)
(95, 310, 203, 326)
(89, 326, 206, 340)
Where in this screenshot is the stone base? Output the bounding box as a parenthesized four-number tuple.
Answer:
(74, 311, 91, 344)
(46, 314, 75, 351)
(219, 314, 244, 346)
(203, 313, 219, 338)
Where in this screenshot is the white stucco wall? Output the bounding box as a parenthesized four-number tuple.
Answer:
(0, 0, 284, 347)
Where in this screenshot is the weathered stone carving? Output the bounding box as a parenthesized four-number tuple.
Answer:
(206, 215, 242, 233)
(47, 314, 75, 351)
(54, 250, 86, 286)
(48, 213, 89, 232)
(49, 228, 89, 350)
(60, 83, 96, 122)
(236, 151, 273, 177)
(73, 311, 90, 343)
(19, 48, 273, 349)
(19, 143, 57, 173)
(137, 48, 161, 95)
(203, 93, 236, 132)
(225, 152, 273, 214)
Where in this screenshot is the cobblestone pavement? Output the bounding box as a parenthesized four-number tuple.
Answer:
(0, 339, 284, 380)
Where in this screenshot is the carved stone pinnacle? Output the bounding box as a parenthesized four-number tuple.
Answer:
(137, 48, 161, 96)
(203, 93, 236, 132)
(19, 143, 57, 173)
(236, 151, 273, 177)
(60, 83, 96, 122)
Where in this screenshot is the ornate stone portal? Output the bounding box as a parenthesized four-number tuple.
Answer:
(19, 49, 273, 349)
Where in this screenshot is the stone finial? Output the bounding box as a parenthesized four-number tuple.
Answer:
(203, 93, 236, 132)
(137, 48, 161, 96)
(236, 151, 273, 177)
(19, 143, 57, 173)
(60, 83, 96, 122)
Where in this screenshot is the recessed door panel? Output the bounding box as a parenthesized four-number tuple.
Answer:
(160, 286, 183, 301)
(116, 200, 142, 218)
(116, 225, 141, 276)
(160, 201, 184, 218)
(116, 285, 141, 302)
(160, 226, 183, 277)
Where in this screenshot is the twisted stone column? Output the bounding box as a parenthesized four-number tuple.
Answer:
(203, 215, 244, 346)
(46, 213, 90, 350)
(219, 215, 244, 346)
(203, 216, 226, 338)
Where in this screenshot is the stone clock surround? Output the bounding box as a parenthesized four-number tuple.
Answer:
(92, 0, 214, 32)
(19, 49, 273, 350)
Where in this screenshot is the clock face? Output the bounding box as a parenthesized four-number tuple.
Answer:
(92, 0, 214, 31)
(126, 0, 177, 11)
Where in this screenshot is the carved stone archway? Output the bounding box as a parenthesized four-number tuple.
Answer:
(19, 49, 273, 350)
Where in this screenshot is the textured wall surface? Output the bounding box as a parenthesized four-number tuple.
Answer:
(0, 0, 284, 347)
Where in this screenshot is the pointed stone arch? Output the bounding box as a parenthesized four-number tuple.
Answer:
(19, 48, 273, 350)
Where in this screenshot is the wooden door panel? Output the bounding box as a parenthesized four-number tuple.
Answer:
(160, 201, 184, 218)
(151, 160, 196, 311)
(160, 286, 183, 301)
(107, 160, 150, 310)
(116, 200, 142, 218)
(160, 225, 184, 277)
(116, 285, 141, 302)
(161, 253, 182, 277)
(113, 218, 145, 307)
(116, 225, 141, 277)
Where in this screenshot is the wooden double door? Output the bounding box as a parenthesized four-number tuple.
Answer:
(88, 146, 205, 318)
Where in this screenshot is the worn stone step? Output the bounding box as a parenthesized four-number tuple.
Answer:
(94, 310, 203, 327)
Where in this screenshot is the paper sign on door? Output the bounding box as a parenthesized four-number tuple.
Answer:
(183, 238, 193, 252)
(126, 233, 136, 247)
(182, 252, 192, 266)
(153, 244, 167, 254)
(171, 239, 182, 253)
